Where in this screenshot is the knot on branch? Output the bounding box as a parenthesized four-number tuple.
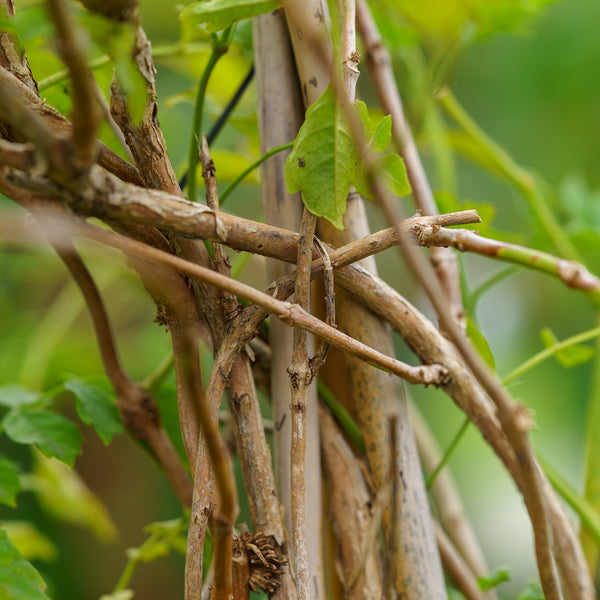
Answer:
(233, 531, 288, 595)
(556, 259, 598, 290)
(118, 386, 160, 440)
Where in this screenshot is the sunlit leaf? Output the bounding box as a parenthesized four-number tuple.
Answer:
(23, 452, 118, 543)
(1, 408, 81, 467)
(285, 85, 359, 229)
(64, 378, 123, 445)
(540, 327, 595, 368)
(1, 522, 57, 562)
(0, 456, 21, 507)
(180, 0, 282, 33)
(0, 528, 52, 600)
(0, 4, 53, 50)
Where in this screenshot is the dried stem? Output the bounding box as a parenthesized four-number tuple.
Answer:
(289, 210, 318, 600)
(434, 523, 487, 600)
(356, 0, 464, 328)
(319, 403, 382, 600)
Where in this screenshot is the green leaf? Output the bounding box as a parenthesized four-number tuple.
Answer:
(1, 522, 57, 563)
(477, 567, 510, 591)
(380, 153, 411, 197)
(371, 114, 392, 152)
(285, 86, 358, 229)
(540, 327, 595, 369)
(0, 456, 21, 507)
(64, 379, 123, 445)
(355, 100, 372, 139)
(517, 581, 544, 600)
(466, 317, 495, 369)
(180, 0, 282, 33)
(0, 4, 53, 50)
(0, 386, 42, 409)
(0, 528, 52, 600)
(1, 408, 81, 467)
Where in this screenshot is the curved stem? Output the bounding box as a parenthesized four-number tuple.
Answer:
(219, 140, 294, 206)
(186, 27, 233, 202)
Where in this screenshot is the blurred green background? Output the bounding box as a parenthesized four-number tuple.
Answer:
(1, 0, 600, 598)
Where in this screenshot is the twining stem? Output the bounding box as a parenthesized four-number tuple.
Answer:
(426, 417, 470, 488)
(219, 140, 294, 205)
(415, 224, 600, 302)
(438, 87, 580, 263)
(186, 27, 232, 202)
(540, 456, 600, 547)
(503, 325, 600, 385)
(38, 42, 211, 90)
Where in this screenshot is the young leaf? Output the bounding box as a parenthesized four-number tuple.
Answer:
(0, 456, 20, 507)
(285, 86, 359, 229)
(1, 408, 82, 467)
(380, 152, 411, 197)
(27, 453, 118, 543)
(64, 378, 123, 445)
(477, 567, 510, 591)
(0, 528, 52, 600)
(371, 114, 392, 152)
(540, 327, 595, 368)
(1, 522, 57, 562)
(180, 0, 282, 33)
(517, 581, 544, 600)
(466, 317, 495, 369)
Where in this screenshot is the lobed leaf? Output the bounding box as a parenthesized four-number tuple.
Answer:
(285, 86, 359, 229)
(1, 408, 81, 467)
(64, 378, 123, 445)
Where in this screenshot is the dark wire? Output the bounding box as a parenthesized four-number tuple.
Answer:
(179, 64, 255, 191)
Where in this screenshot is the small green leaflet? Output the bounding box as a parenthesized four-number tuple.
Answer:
(64, 378, 123, 445)
(180, 0, 282, 33)
(466, 316, 495, 369)
(540, 327, 595, 368)
(1, 408, 82, 467)
(0, 456, 20, 507)
(285, 86, 359, 229)
(477, 567, 510, 591)
(0, 528, 52, 600)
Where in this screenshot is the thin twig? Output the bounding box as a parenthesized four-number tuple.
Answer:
(40, 211, 193, 507)
(434, 522, 487, 600)
(43, 216, 449, 386)
(415, 224, 600, 301)
(46, 0, 100, 169)
(356, 0, 465, 328)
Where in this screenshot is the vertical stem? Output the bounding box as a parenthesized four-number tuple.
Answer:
(187, 27, 232, 202)
(581, 311, 600, 577)
(289, 211, 318, 600)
